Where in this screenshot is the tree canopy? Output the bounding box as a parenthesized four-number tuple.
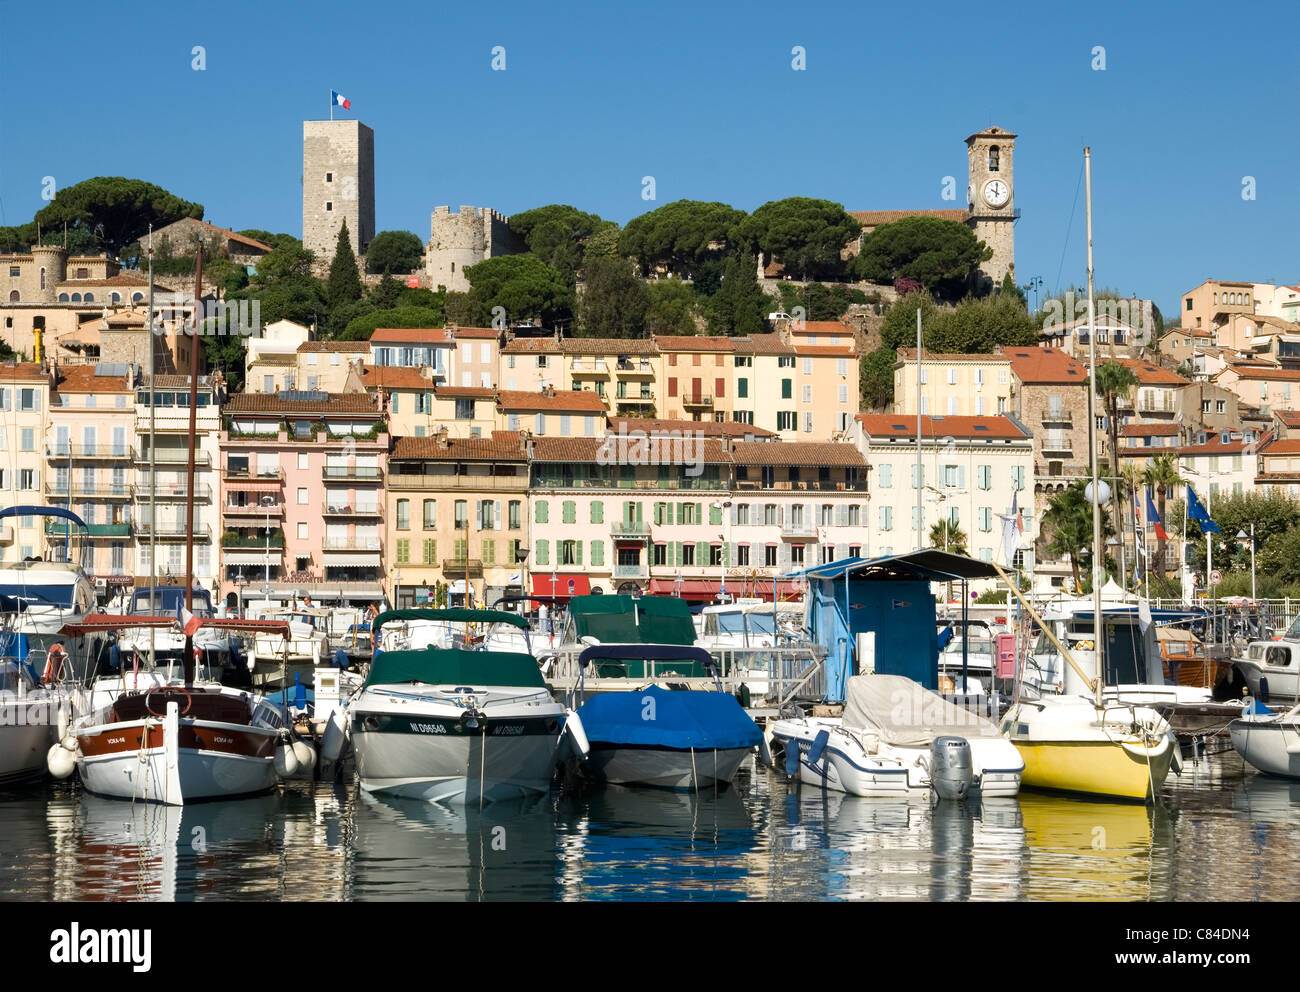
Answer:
(364, 230, 424, 274)
(24, 177, 204, 256)
(706, 254, 767, 336)
(510, 204, 608, 283)
(463, 254, 573, 327)
(853, 217, 991, 299)
(879, 290, 1039, 354)
(341, 305, 446, 341)
(645, 280, 704, 336)
(576, 256, 649, 338)
(619, 200, 745, 276)
(730, 197, 860, 281)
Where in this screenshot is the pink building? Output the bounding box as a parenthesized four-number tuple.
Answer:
(219, 391, 388, 609)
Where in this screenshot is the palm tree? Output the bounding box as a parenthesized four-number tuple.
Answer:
(929, 519, 968, 557)
(1092, 360, 1140, 583)
(1043, 481, 1114, 592)
(1120, 461, 1146, 584)
(1144, 452, 1185, 579)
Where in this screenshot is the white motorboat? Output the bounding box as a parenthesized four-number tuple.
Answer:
(0, 657, 61, 786)
(1229, 700, 1300, 779)
(114, 586, 242, 685)
(770, 674, 1024, 798)
(0, 506, 96, 662)
(1234, 631, 1300, 703)
(242, 604, 328, 690)
(350, 611, 574, 804)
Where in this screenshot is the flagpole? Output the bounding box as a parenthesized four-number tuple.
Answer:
(330, 89, 333, 121)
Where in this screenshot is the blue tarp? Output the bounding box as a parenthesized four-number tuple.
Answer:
(577, 685, 762, 751)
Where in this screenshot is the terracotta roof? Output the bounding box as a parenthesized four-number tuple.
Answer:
(1116, 358, 1188, 386)
(0, 362, 47, 382)
(789, 321, 855, 336)
(731, 441, 866, 467)
(358, 366, 434, 390)
(731, 333, 795, 356)
(1274, 410, 1300, 428)
(52, 365, 131, 394)
(1121, 423, 1179, 437)
(56, 273, 152, 288)
(856, 414, 1030, 440)
(609, 417, 776, 439)
(849, 209, 970, 226)
(654, 335, 735, 352)
(297, 340, 369, 353)
(1237, 314, 1300, 332)
(368, 327, 452, 344)
(249, 353, 298, 366)
(390, 434, 525, 461)
(1000, 346, 1088, 384)
(793, 345, 855, 356)
(1262, 439, 1300, 455)
(223, 392, 380, 414)
(496, 389, 606, 412)
(501, 337, 560, 354)
(1179, 429, 1271, 456)
(168, 219, 272, 253)
(448, 326, 499, 340)
(150, 375, 214, 389)
(434, 386, 496, 399)
(557, 338, 659, 355)
(529, 435, 731, 464)
(897, 349, 1005, 363)
(1220, 364, 1300, 381)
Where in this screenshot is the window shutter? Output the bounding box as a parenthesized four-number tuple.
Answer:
(591, 501, 604, 524)
(912, 505, 921, 532)
(593, 540, 604, 566)
(674, 542, 682, 566)
(695, 540, 707, 564)
(835, 543, 848, 560)
(536, 501, 548, 524)
(636, 501, 643, 523)
(695, 502, 703, 524)
(911, 463, 919, 489)
(835, 504, 847, 527)
(730, 503, 739, 525)
(536, 540, 549, 566)
(563, 500, 576, 524)
(576, 542, 583, 565)
(958, 465, 966, 489)
(779, 543, 791, 567)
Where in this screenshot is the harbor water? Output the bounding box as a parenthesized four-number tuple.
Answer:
(1, 748, 1296, 902)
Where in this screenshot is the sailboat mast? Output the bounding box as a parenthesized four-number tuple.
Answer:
(182, 241, 203, 683)
(148, 225, 157, 667)
(915, 306, 922, 551)
(1085, 147, 1104, 706)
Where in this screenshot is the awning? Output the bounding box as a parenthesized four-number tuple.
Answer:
(222, 550, 282, 566)
(531, 574, 591, 598)
(320, 551, 382, 565)
(648, 579, 722, 599)
(223, 477, 282, 492)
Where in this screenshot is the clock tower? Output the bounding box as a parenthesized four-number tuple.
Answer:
(965, 126, 1016, 292)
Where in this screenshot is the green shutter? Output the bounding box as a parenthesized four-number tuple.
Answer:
(667, 502, 675, 525)
(696, 541, 707, 564)
(422, 539, 436, 565)
(536, 501, 548, 524)
(709, 503, 722, 526)
(675, 542, 683, 565)
(636, 501, 643, 522)
(695, 502, 703, 525)
(536, 540, 549, 566)
(396, 539, 410, 564)
(563, 500, 576, 524)
(454, 539, 467, 562)
(576, 542, 583, 565)
(591, 540, 604, 566)
(591, 501, 604, 524)
(483, 539, 495, 565)
(655, 502, 664, 525)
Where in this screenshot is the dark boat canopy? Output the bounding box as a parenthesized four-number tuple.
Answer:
(787, 550, 1003, 584)
(577, 643, 717, 672)
(0, 505, 88, 527)
(364, 647, 545, 689)
(372, 608, 528, 636)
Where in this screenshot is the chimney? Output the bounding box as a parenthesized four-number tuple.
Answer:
(436, 426, 450, 449)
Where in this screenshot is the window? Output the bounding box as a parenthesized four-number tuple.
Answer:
(979, 507, 992, 532)
(297, 488, 308, 504)
(777, 412, 796, 431)
(653, 543, 668, 566)
(20, 428, 34, 452)
(422, 500, 436, 529)
(791, 544, 805, 565)
(681, 543, 695, 566)
(778, 356, 794, 369)
(879, 506, 893, 531)
(454, 500, 468, 528)
(326, 202, 332, 211)
(879, 464, 892, 488)
(479, 500, 496, 529)
(298, 522, 308, 540)
(709, 545, 724, 567)
(764, 545, 778, 567)
(803, 358, 812, 375)
(561, 540, 577, 566)
(536, 501, 548, 523)
(837, 358, 847, 376)
(802, 412, 813, 433)
(988, 145, 1000, 171)
(802, 385, 813, 403)
(736, 545, 750, 566)
(422, 539, 437, 565)
(396, 539, 410, 564)
(820, 504, 833, 526)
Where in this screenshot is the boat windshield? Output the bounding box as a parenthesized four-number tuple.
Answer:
(131, 587, 213, 618)
(943, 636, 994, 656)
(0, 659, 35, 692)
(716, 613, 775, 636)
(1284, 614, 1300, 640)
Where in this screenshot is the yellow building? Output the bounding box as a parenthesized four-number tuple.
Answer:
(496, 387, 607, 436)
(892, 349, 1013, 418)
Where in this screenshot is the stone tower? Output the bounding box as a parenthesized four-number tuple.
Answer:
(28, 244, 68, 302)
(965, 126, 1016, 292)
(424, 206, 517, 293)
(302, 120, 375, 276)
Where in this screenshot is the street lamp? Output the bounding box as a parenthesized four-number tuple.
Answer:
(515, 545, 530, 614)
(711, 499, 732, 603)
(394, 569, 403, 610)
(259, 494, 276, 603)
(1237, 526, 1256, 602)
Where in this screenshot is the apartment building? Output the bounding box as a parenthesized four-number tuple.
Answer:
(0, 363, 52, 562)
(1116, 358, 1188, 425)
(367, 327, 452, 384)
(1002, 346, 1090, 512)
(499, 336, 561, 393)
(853, 414, 1034, 565)
(496, 388, 606, 436)
(893, 350, 1013, 417)
(655, 336, 735, 423)
(562, 338, 662, 418)
(449, 326, 499, 389)
(219, 391, 387, 607)
(294, 341, 368, 392)
(1180, 279, 1255, 335)
(385, 431, 528, 607)
(1213, 364, 1300, 417)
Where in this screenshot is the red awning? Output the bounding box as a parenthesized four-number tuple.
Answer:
(530, 575, 591, 598)
(58, 614, 290, 637)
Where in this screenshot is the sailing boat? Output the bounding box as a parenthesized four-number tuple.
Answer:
(998, 148, 1178, 803)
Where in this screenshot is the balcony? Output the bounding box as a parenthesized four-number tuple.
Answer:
(441, 558, 484, 577)
(135, 448, 212, 466)
(758, 480, 868, 492)
(222, 530, 286, 549)
(132, 483, 213, 501)
(322, 466, 383, 483)
(609, 520, 651, 537)
(1041, 408, 1072, 425)
(570, 359, 609, 376)
(44, 521, 130, 538)
(613, 562, 649, 579)
(531, 476, 729, 491)
(46, 444, 132, 460)
(1040, 444, 1074, 458)
(615, 359, 654, 376)
(45, 481, 132, 499)
(223, 501, 285, 520)
(323, 504, 384, 518)
(323, 537, 383, 552)
(224, 467, 284, 484)
(386, 473, 526, 492)
(781, 522, 818, 539)
(134, 523, 212, 541)
(681, 395, 714, 410)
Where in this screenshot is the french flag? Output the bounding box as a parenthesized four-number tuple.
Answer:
(331, 90, 351, 110)
(176, 603, 202, 638)
(1146, 488, 1169, 541)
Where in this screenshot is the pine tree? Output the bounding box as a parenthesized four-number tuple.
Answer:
(327, 220, 363, 314)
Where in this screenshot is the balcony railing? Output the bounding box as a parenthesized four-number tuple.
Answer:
(132, 483, 213, 501)
(44, 521, 130, 537)
(681, 395, 713, 409)
(616, 392, 656, 403)
(135, 448, 212, 466)
(134, 523, 212, 541)
(322, 466, 384, 482)
(441, 558, 484, 577)
(571, 359, 609, 375)
(1041, 408, 1072, 425)
(386, 473, 526, 491)
(751, 479, 867, 492)
(1040, 445, 1074, 458)
(323, 505, 384, 518)
(615, 360, 654, 375)
(609, 520, 651, 536)
(613, 563, 649, 578)
(223, 501, 285, 518)
(224, 467, 284, 482)
(781, 522, 818, 538)
(45, 481, 132, 498)
(323, 538, 383, 552)
(531, 477, 728, 491)
(46, 444, 132, 460)
(222, 530, 286, 549)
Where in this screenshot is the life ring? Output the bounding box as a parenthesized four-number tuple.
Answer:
(42, 646, 67, 684)
(145, 686, 192, 717)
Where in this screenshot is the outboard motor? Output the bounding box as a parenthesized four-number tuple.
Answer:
(930, 736, 973, 801)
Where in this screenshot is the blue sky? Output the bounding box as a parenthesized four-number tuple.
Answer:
(1, 0, 1294, 316)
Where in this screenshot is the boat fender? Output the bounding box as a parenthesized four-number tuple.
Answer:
(758, 732, 773, 768)
(784, 739, 801, 777)
(735, 684, 751, 709)
(46, 742, 77, 780)
(56, 699, 68, 743)
(930, 736, 973, 801)
(274, 741, 300, 778)
(1285, 739, 1300, 756)
(564, 709, 590, 758)
(321, 711, 347, 763)
(292, 740, 316, 775)
(1168, 730, 1183, 775)
(806, 729, 830, 766)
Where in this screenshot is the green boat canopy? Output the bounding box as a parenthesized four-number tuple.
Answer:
(568, 595, 696, 646)
(372, 608, 528, 636)
(364, 647, 546, 689)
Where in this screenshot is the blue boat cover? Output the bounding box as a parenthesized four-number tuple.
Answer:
(577, 686, 762, 751)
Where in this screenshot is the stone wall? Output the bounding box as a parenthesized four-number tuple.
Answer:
(302, 120, 375, 277)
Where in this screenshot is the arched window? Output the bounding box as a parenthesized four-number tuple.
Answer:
(84, 293, 94, 302)
(58, 293, 68, 302)
(111, 292, 120, 304)
(132, 293, 144, 303)
(7, 290, 17, 302)
(40, 267, 46, 290)
(70, 293, 82, 302)
(988, 145, 1000, 172)
(1213, 293, 1218, 304)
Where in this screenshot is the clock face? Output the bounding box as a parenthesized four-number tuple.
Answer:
(983, 180, 1010, 208)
